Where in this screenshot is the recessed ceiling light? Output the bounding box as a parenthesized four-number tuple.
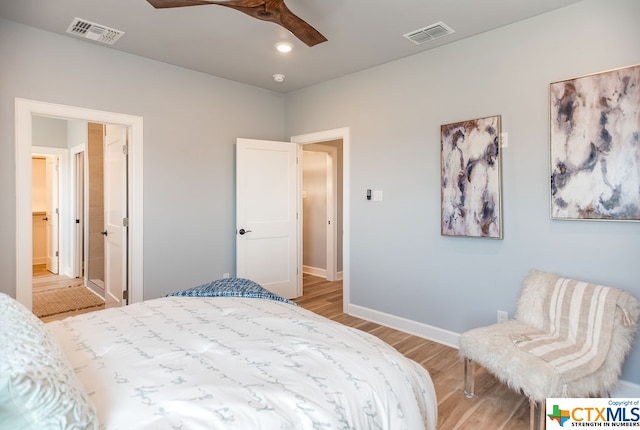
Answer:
(273, 74, 285, 83)
(275, 42, 293, 53)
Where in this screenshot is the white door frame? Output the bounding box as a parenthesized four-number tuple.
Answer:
(15, 98, 143, 310)
(291, 127, 350, 313)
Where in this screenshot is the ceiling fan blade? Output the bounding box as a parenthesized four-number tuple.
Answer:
(267, 1, 327, 47)
(215, 0, 326, 47)
(146, 0, 327, 47)
(147, 0, 269, 7)
(147, 0, 215, 8)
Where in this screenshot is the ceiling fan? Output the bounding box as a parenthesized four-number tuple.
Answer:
(146, 0, 327, 47)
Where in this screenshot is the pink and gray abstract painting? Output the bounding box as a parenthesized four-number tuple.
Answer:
(550, 65, 640, 220)
(441, 115, 502, 238)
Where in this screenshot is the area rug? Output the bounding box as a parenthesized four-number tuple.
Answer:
(33, 285, 104, 318)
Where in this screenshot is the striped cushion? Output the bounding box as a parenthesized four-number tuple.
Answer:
(512, 277, 622, 382)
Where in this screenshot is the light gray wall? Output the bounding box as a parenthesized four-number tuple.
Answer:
(32, 116, 67, 148)
(68, 120, 88, 148)
(285, 0, 640, 383)
(0, 18, 286, 299)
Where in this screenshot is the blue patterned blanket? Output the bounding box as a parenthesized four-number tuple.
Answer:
(166, 277, 297, 306)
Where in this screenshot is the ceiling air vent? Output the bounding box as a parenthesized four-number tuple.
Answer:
(403, 22, 454, 45)
(66, 18, 124, 45)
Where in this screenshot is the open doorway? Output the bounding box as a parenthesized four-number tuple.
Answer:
(234, 128, 350, 307)
(15, 98, 143, 311)
(29, 118, 129, 318)
(301, 140, 343, 281)
(31, 153, 60, 275)
(293, 127, 350, 313)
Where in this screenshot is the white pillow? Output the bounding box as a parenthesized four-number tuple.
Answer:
(0, 293, 98, 429)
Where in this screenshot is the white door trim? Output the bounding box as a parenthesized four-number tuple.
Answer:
(15, 98, 144, 309)
(291, 127, 350, 313)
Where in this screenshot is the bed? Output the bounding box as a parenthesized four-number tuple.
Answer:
(1, 278, 437, 429)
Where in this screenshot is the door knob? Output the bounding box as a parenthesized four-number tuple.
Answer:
(238, 228, 252, 235)
(101, 230, 108, 236)
(42, 217, 48, 221)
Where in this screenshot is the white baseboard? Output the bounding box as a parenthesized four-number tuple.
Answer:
(32, 263, 73, 277)
(303, 266, 344, 281)
(347, 303, 460, 349)
(303, 265, 326, 278)
(347, 302, 639, 392)
(61, 265, 73, 278)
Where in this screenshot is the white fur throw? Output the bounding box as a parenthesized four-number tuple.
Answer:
(512, 277, 625, 384)
(459, 270, 639, 401)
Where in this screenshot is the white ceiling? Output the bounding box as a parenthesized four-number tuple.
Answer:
(0, 0, 583, 93)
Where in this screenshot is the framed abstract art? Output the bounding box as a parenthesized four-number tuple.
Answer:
(441, 115, 502, 238)
(550, 64, 640, 221)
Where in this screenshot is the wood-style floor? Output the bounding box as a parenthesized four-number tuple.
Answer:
(295, 274, 530, 430)
(35, 268, 529, 429)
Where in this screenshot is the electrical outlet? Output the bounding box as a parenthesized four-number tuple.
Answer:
(497, 310, 508, 324)
(222, 273, 230, 279)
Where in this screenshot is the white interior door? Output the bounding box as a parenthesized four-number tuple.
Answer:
(236, 138, 300, 299)
(45, 155, 59, 274)
(104, 124, 128, 308)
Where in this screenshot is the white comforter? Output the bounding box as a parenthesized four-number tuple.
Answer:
(48, 296, 437, 430)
